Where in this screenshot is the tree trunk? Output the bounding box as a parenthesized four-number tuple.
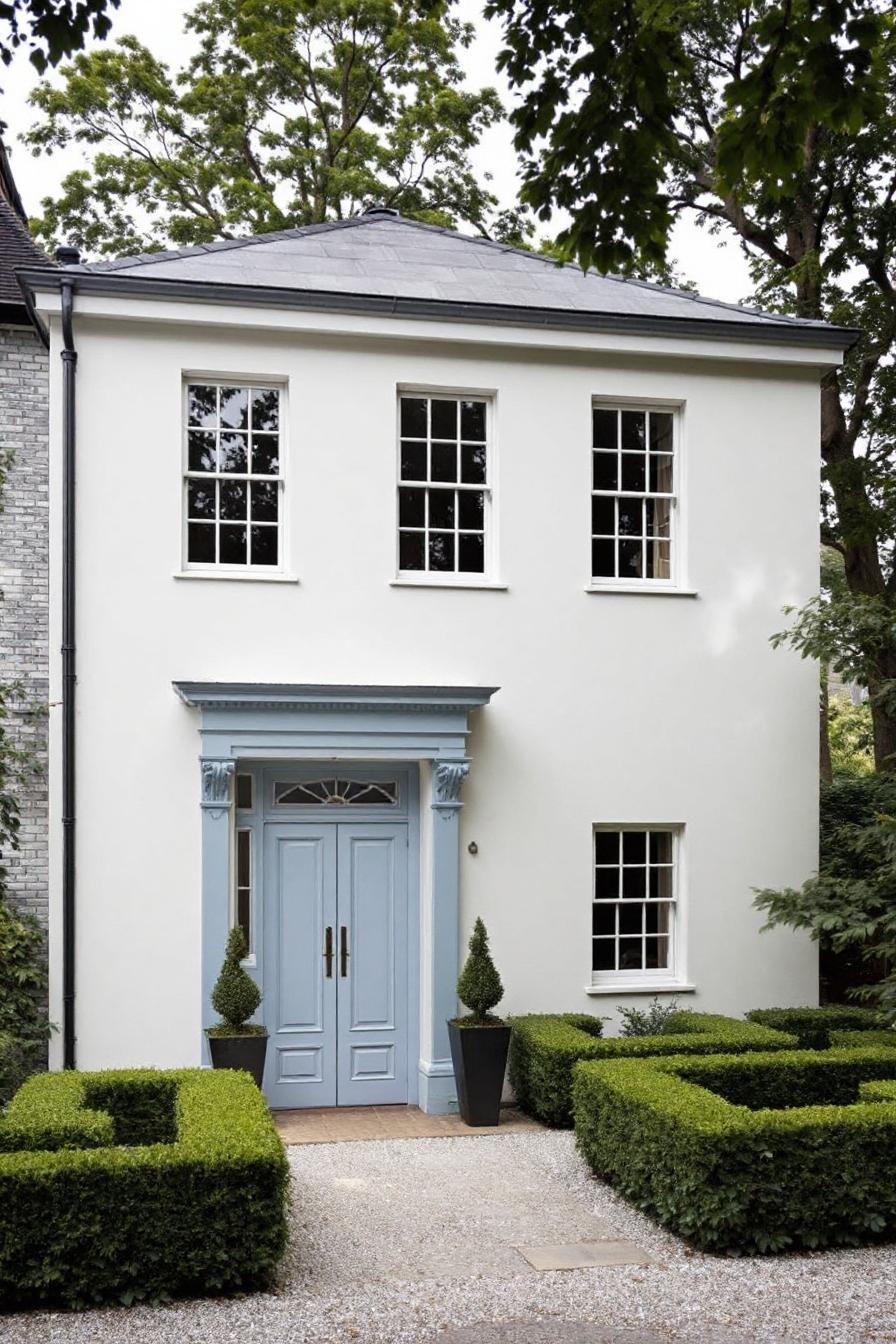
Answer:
(870, 659, 896, 772)
(820, 676, 833, 784)
(820, 382, 896, 771)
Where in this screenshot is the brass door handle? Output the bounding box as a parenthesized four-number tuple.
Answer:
(323, 926, 334, 978)
(340, 925, 349, 977)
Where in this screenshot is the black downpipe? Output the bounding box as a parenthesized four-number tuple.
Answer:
(60, 277, 77, 1069)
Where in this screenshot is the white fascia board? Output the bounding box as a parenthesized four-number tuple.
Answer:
(32, 289, 847, 371)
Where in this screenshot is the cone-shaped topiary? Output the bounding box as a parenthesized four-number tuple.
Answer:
(210, 927, 262, 1032)
(456, 917, 504, 1024)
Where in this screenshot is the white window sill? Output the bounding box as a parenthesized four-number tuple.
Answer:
(390, 577, 509, 591)
(174, 571, 300, 585)
(585, 585, 697, 597)
(585, 982, 696, 996)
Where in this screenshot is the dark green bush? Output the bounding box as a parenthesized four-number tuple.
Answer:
(0, 898, 50, 1097)
(210, 927, 262, 1031)
(509, 1011, 796, 1127)
(0, 1033, 36, 1109)
(746, 1005, 883, 1049)
(456, 917, 504, 1024)
(0, 1068, 288, 1308)
(573, 1047, 896, 1254)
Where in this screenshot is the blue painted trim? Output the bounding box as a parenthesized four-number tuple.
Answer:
(174, 682, 498, 714)
(418, 1059, 458, 1115)
(186, 684, 495, 1111)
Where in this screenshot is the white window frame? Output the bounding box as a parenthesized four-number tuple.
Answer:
(588, 823, 691, 993)
(180, 376, 288, 579)
(587, 398, 689, 595)
(394, 386, 499, 588)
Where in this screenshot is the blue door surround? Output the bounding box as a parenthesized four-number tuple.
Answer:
(174, 683, 498, 1114)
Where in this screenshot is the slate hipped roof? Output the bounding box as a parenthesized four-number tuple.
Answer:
(0, 143, 52, 314)
(19, 208, 856, 349)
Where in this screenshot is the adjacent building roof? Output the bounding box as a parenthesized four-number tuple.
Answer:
(0, 142, 52, 321)
(18, 208, 857, 350)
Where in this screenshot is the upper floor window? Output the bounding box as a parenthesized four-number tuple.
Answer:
(184, 382, 282, 570)
(397, 394, 490, 578)
(592, 826, 680, 984)
(591, 405, 676, 585)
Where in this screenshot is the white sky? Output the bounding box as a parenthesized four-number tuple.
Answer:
(1, 0, 753, 303)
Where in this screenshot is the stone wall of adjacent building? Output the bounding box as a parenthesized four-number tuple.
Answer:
(0, 322, 49, 930)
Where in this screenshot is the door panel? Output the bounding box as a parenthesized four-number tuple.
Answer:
(263, 825, 337, 1108)
(337, 825, 408, 1105)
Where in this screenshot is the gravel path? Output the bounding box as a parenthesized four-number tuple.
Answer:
(5, 1130, 896, 1343)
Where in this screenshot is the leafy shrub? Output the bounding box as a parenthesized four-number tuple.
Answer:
(508, 1011, 795, 1127)
(618, 996, 680, 1036)
(0, 898, 50, 1098)
(0, 1068, 288, 1308)
(746, 1005, 883, 1050)
(210, 927, 262, 1033)
(755, 774, 896, 1017)
(573, 1047, 896, 1254)
(0, 1033, 35, 1109)
(455, 917, 504, 1024)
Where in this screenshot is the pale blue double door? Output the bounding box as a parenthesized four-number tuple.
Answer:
(263, 822, 409, 1108)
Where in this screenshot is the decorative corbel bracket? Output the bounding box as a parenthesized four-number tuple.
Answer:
(200, 758, 235, 819)
(431, 760, 470, 818)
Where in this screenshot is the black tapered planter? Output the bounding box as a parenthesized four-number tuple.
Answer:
(206, 1031, 269, 1090)
(448, 1020, 511, 1126)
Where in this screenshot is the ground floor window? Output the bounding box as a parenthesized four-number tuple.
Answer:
(592, 826, 679, 983)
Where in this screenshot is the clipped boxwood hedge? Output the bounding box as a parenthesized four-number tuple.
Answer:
(508, 1011, 796, 1127)
(573, 1047, 896, 1254)
(0, 1068, 289, 1308)
(745, 1005, 883, 1049)
(831, 1029, 896, 1049)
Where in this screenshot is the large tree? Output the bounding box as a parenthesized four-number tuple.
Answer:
(487, 0, 896, 769)
(24, 0, 509, 255)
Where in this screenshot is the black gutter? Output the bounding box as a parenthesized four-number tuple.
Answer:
(60, 273, 77, 1069)
(15, 266, 860, 352)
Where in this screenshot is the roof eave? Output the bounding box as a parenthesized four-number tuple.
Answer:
(17, 266, 861, 352)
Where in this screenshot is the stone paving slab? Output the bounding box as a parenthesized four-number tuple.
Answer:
(517, 1240, 653, 1270)
(275, 1103, 542, 1144)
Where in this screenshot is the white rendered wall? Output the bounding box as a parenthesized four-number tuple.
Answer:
(45, 308, 823, 1068)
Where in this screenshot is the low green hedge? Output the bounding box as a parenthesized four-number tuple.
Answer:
(508, 1011, 796, 1127)
(0, 1068, 289, 1308)
(745, 1005, 883, 1049)
(573, 1047, 896, 1254)
(831, 1028, 896, 1049)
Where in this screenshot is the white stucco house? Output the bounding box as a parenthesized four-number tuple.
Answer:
(18, 209, 854, 1112)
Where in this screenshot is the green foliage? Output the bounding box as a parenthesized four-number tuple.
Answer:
(773, 551, 896, 770)
(455, 917, 503, 1023)
(573, 1047, 896, 1254)
(746, 1004, 883, 1049)
(755, 775, 896, 1017)
(25, 0, 514, 256)
(829, 695, 875, 777)
(487, 0, 888, 273)
(617, 996, 680, 1037)
(0, 1068, 288, 1307)
(508, 1012, 796, 1128)
(210, 926, 262, 1031)
(0, 0, 119, 75)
